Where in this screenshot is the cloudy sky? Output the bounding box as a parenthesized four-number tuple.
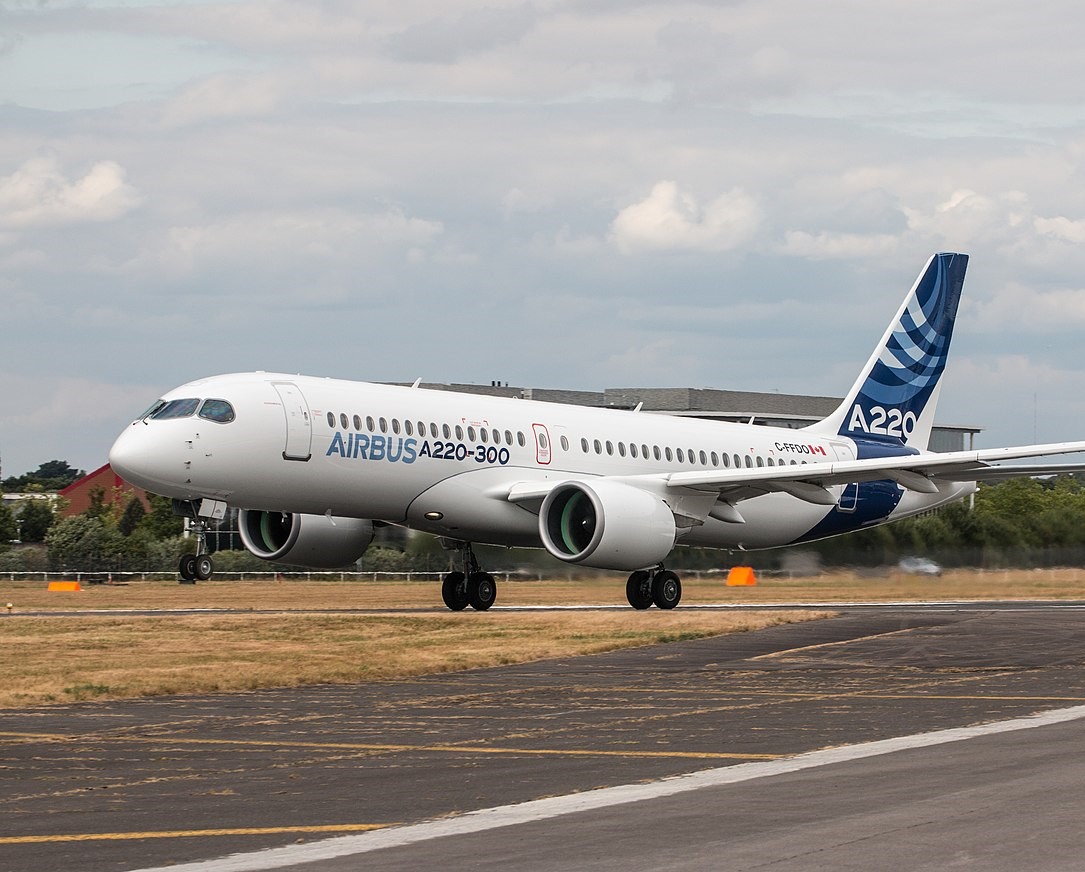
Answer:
(4, 0, 1085, 477)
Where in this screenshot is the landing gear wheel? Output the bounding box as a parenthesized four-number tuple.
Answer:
(178, 554, 197, 582)
(467, 572, 497, 611)
(651, 570, 682, 610)
(442, 571, 469, 611)
(626, 570, 653, 610)
(194, 554, 214, 581)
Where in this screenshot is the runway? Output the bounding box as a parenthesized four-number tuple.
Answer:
(3, 604, 1085, 871)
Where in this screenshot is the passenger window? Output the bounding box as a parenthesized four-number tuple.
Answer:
(198, 399, 236, 424)
(392, 418, 401, 434)
(367, 416, 375, 431)
(456, 425, 464, 440)
(326, 412, 335, 427)
(505, 430, 513, 445)
(594, 439, 602, 454)
(642, 444, 649, 459)
(722, 453, 730, 468)
(480, 428, 488, 443)
(654, 446, 661, 461)
(561, 435, 569, 451)
(734, 454, 742, 468)
(665, 447, 673, 462)
(152, 398, 201, 420)
(745, 455, 753, 468)
(340, 413, 349, 429)
(379, 417, 388, 433)
(404, 420, 413, 436)
(630, 443, 638, 458)
(418, 421, 425, 437)
(581, 438, 589, 453)
(353, 415, 362, 430)
(711, 451, 718, 466)
(618, 442, 626, 457)
(676, 448, 685, 463)
(756, 456, 765, 467)
(700, 450, 708, 465)
(443, 423, 451, 439)
(493, 430, 502, 445)
(517, 432, 526, 447)
(605, 441, 614, 456)
(467, 426, 476, 441)
(431, 423, 439, 438)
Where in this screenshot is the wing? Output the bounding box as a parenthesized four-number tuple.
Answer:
(661, 440, 1085, 507)
(503, 441, 1085, 513)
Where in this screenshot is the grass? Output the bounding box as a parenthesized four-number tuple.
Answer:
(0, 610, 820, 709)
(2, 567, 1081, 710)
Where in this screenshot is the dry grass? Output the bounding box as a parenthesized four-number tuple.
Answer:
(0, 610, 819, 709)
(2, 567, 1080, 710)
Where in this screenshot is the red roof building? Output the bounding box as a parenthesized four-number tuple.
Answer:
(58, 464, 152, 517)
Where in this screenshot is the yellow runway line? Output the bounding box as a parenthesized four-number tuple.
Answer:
(0, 731, 778, 761)
(0, 823, 393, 845)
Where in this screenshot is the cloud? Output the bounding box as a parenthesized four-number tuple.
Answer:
(0, 157, 141, 230)
(609, 181, 761, 254)
(383, 4, 540, 64)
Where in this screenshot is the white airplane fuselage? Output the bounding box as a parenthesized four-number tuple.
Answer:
(110, 371, 971, 553)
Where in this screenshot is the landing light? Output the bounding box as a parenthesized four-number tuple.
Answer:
(424, 511, 444, 521)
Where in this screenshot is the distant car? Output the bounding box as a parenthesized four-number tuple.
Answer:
(898, 557, 942, 576)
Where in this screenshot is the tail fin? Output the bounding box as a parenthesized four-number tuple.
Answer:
(805, 252, 968, 451)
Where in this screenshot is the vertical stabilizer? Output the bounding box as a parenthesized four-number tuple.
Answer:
(805, 252, 968, 451)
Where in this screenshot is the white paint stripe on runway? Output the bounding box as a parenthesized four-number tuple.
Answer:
(135, 704, 1085, 872)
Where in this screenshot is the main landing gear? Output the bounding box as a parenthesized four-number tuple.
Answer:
(178, 513, 214, 583)
(626, 566, 682, 610)
(441, 542, 497, 611)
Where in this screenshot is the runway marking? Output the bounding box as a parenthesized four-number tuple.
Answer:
(0, 823, 392, 845)
(131, 704, 1085, 872)
(0, 732, 778, 762)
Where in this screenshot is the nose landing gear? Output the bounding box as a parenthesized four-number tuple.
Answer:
(177, 506, 214, 582)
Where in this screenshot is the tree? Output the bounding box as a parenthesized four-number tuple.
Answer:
(2, 460, 84, 491)
(118, 498, 146, 537)
(45, 515, 125, 571)
(136, 494, 184, 539)
(17, 498, 55, 543)
(0, 502, 17, 550)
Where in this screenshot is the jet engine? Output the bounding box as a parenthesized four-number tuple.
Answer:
(539, 480, 677, 571)
(238, 510, 375, 568)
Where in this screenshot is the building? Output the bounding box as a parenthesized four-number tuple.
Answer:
(58, 464, 151, 517)
(395, 383, 981, 453)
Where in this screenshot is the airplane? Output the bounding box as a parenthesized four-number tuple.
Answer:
(109, 253, 1085, 610)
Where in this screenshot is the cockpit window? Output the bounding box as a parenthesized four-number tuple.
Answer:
(198, 399, 236, 424)
(137, 399, 166, 421)
(151, 398, 201, 420)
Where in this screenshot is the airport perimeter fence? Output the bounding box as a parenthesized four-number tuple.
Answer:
(2, 568, 810, 584)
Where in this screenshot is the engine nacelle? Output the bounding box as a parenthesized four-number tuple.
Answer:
(539, 480, 677, 571)
(238, 510, 375, 568)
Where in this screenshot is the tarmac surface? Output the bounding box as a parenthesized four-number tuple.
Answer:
(3, 603, 1085, 871)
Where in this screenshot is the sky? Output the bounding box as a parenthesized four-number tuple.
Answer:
(4, 0, 1085, 477)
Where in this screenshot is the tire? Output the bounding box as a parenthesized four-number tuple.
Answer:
(467, 572, 497, 611)
(178, 554, 197, 581)
(442, 571, 469, 611)
(194, 555, 214, 581)
(651, 570, 682, 610)
(626, 570, 653, 609)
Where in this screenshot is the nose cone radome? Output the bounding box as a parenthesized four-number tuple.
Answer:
(108, 424, 181, 496)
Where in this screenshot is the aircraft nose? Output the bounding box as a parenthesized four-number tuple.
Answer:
(109, 425, 149, 487)
(109, 423, 179, 495)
